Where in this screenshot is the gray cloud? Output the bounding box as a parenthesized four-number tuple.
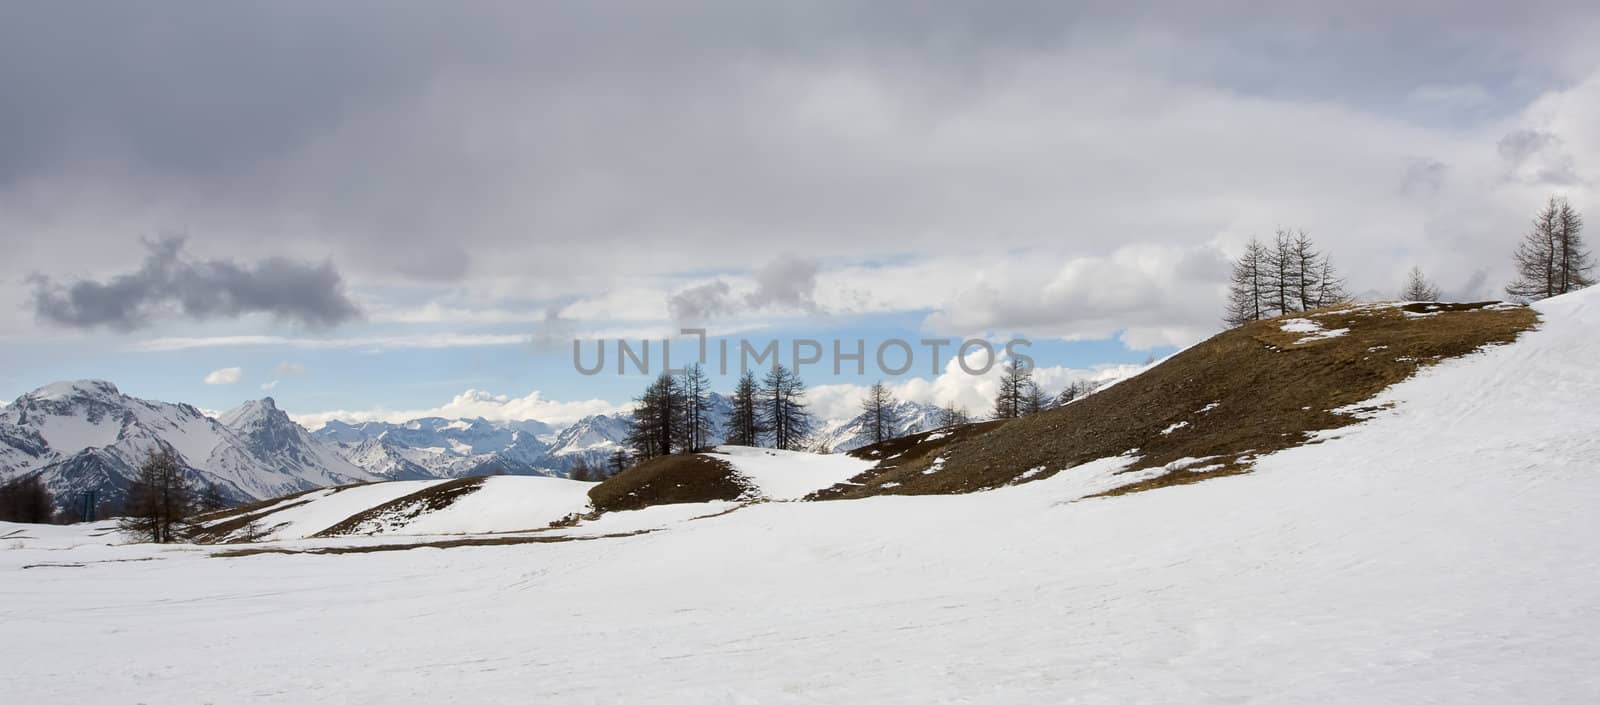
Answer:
(1497, 128, 1581, 185)
(29, 237, 361, 331)
(3, 3, 1599, 343)
(668, 255, 821, 324)
(667, 281, 735, 325)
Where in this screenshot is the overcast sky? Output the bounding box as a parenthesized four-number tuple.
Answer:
(3, 2, 1598, 425)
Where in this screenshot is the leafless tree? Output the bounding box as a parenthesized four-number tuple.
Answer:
(761, 365, 813, 451)
(1508, 196, 1594, 300)
(119, 449, 196, 543)
(678, 363, 714, 452)
(1054, 378, 1102, 407)
(1231, 229, 1346, 325)
(608, 449, 632, 477)
(937, 403, 971, 428)
(0, 473, 54, 523)
(1225, 237, 1271, 326)
(568, 457, 598, 482)
(723, 370, 767, 447)
(992, 359, 1034, 420)
(1401, 266, 1442, 301)
(627, 373, 683, 459)
(859, 381, 902, 445)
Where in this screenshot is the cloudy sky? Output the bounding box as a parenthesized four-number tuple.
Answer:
(3, 2, 1598, 426)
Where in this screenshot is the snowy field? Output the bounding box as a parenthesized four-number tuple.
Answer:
(4, 291, 1600, 703)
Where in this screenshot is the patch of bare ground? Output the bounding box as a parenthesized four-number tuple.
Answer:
(188, 485, 360, 544)
(211, 530, 650, 558)
(314, 477, 487, 538)
(588, 454, 745, 513)
(817, 301, 1537, 499)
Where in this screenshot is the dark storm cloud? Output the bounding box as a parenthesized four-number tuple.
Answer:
(29, 237, 361, 330)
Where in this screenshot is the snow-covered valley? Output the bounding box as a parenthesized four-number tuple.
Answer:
(4, 289, 1600, 703)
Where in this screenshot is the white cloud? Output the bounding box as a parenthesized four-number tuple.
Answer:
(260, 380, 279, 391)
(809, 351, 1150, 421)
(923, 243, 1230, 349)
(203, 367, 242, 385)
(289, 388, 629, 431)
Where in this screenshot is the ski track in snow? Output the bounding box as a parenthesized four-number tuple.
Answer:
(4, 290, 1600, 703)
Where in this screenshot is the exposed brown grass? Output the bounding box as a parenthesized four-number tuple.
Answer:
(819, 301, 1537, 499)
(187, 485, 356, 544)
(588, 453, 745, 513)
(211, 530, 649, 558)
(315, 476, 487, 538)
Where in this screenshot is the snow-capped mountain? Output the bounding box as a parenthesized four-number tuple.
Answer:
(0, 379, 906, 513)
(312, 395, 732, 477)
(217, 398, 375, 487)
(314, 415, 609, 478)
(808, 400, 944, 453)
(544, 413, 633, 467)
(0, 381, 375, 514)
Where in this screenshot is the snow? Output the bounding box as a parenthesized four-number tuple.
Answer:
(384, 476, 592, 535)
(23, 379, 120, 402)
(559, 501, 741, 537)
(5, 288, 1600, 703)
(32, 410, 121, 452)
(250, 480, 448, 539)
(1280, 317, 1351, 343)
(713, 446, 876, 501)
(1161, 420, 1189, 435)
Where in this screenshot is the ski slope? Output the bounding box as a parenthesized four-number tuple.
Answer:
(4, 289, 1600, 704)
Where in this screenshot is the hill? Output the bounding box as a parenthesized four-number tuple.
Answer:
(817, 300, 1537, 499)
(6, 289, 1599, 703)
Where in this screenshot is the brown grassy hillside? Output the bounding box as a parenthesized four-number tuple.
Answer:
(588, 453, 745, 513)
(815, 301, 1536, 499)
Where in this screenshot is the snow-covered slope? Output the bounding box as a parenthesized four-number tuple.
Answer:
(715, 445, 876, 500)
(8, 290, 1600, 703)
(372, 475, 592, 536)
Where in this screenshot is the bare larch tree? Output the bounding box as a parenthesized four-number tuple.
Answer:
(119, 449, 196, 543)
(992, 359, 1035, 420)
(723, 370, 766, 446)
(761, 365, 813, 451)
(1508, 196, 1594, 300)
(859, 382, 902, 445)
(1401, 266, 1442, 301)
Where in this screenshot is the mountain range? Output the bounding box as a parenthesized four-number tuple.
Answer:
(2, 382, 945, 514)
(808, 399, 945, 453)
